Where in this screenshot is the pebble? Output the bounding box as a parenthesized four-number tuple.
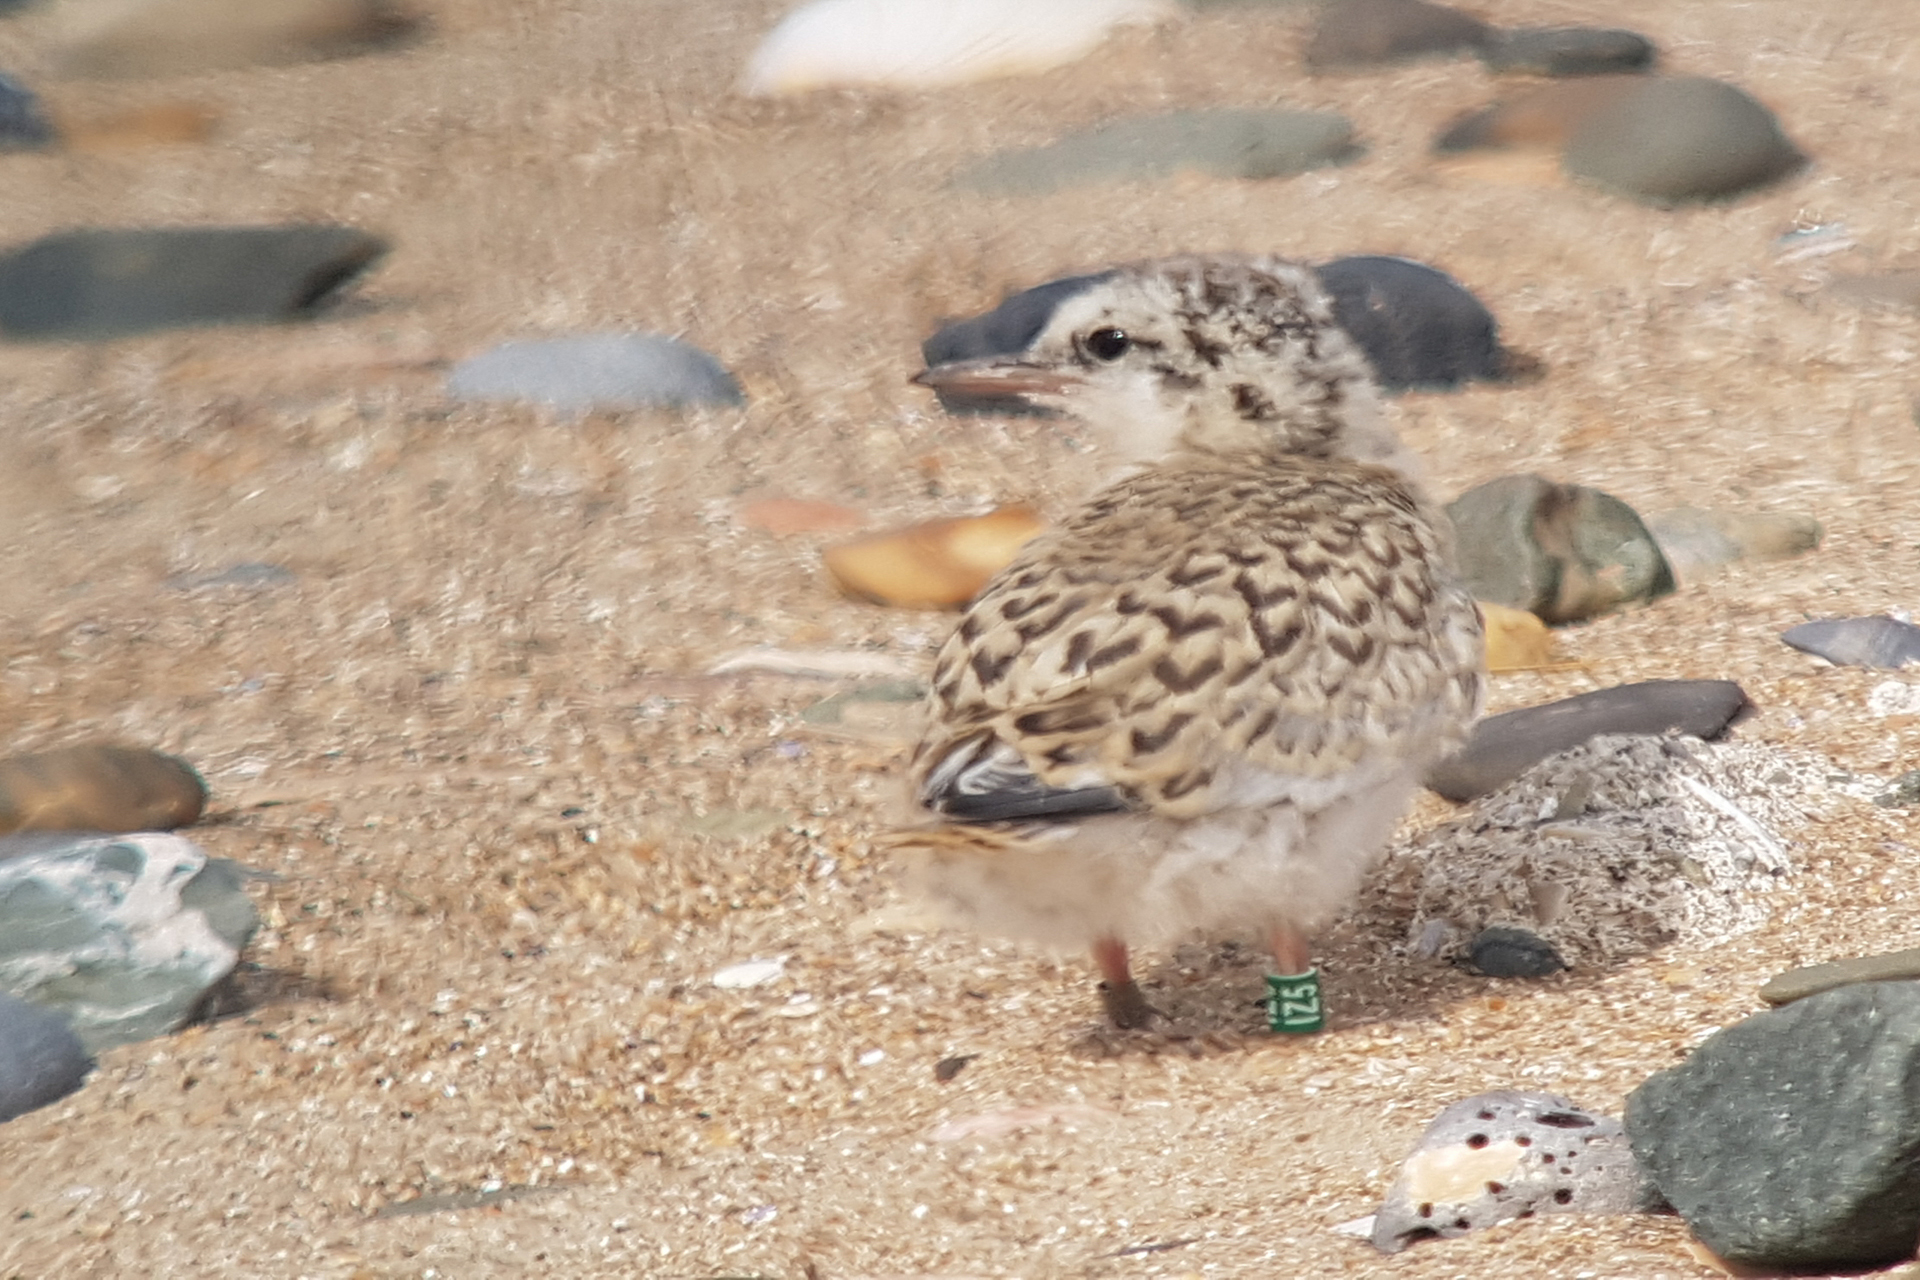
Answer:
(1445, 473, 1675, 624)
(0, 744, 207, 837)
(1627, 982, 1920, 1270)
(1781, 616, 1920, 670)
(740, 0, 1174, 95)
(1433, 75, 1642, 153)
(712, 958, 787, 989)
(1466, 925, 1566, 978)
(1372, 1090, 1656, 1252)
(1317, 255, 1539, 391)
(1303, 0, 1493, 69)
(1645, 506, 1821, 583)
(1563, 75, 1805, 204)
(0, 833, 256, 1052)
(0, 993, 92, 1123)
(0, 72, 54, 150)
(447, 333, 744, 412)
(952, 109, 1358, 197)
(166, 561, 298, 592)
(0, 225, 387, 341)
(1425, 679, 1751, 802)
(1478, 27, 1655, 77)
(53, 0, 421, 79)
(1877, 771, 1920, 809)
(1760, 948, 1920, 1007)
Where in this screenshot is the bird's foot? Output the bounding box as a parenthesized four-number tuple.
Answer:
(1098, 978, 1161, 1030)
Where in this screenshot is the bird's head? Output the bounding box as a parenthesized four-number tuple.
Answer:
(917, 255, 1414, 475)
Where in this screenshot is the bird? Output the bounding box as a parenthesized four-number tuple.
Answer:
(894, 254, 1485, 1032)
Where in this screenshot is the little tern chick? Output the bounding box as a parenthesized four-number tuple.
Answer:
(900, 254, 1484, 1030)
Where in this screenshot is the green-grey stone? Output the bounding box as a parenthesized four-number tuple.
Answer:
(1626, 982, 1920, 1269)
(1760, 949, 1920, 1006)
(954, 110, 1359, 197)
(1565, 76, 1805, 205)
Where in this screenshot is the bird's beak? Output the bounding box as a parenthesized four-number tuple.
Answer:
(913, 356, 1083, 398)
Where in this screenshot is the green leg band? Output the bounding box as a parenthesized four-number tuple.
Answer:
(1267, 969, 1324, 1034)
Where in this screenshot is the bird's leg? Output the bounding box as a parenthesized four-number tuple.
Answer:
(1265, 923, 1325, 1034)
(1092, 936, 1157, 1029)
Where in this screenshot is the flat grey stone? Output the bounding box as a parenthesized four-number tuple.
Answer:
(1467, 926, 1566, 977)
(0, 73, 54, 150)
(1305, 0, 1493, 68)
(448, 333, 744, 412)
(1564, 76, 1805, 204)
(166, 561, 298, 592)
(1317, 255, 1539, 391)
(1425, 679, 1751, 802)
(1627, 982, 1920, 1270)
(1646, 507, 1821, 583)
(0, 992, 91, 1122)
(1373, 1090, 1657, 1253)
(1782, 616, 1920, 670)
(1446, 473, 1675, 623)
(1479, 27, 1654, 77)
(953, 109, 1358, 197)
(0, 832, 257, 1052)
(1760, 948, 1920, 1007)
(0, 225, 386, 341)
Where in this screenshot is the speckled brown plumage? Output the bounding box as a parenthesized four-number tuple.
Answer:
(899, 254, 1485, 1030)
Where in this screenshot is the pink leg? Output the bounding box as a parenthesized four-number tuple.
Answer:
(1268, 923, 1312, 977)
(1093, 936, 1156, 1029)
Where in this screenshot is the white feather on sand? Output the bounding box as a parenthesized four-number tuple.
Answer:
(741, 0, 1178, 96)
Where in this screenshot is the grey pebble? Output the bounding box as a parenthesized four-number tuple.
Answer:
(1305, 0, 1493, 68)
(1467, 925, 1566, 978)
(1479, 27, 1655, 77)
(1425, 679, 1751, 802)
(1759, 947, 1920, 1007)
(1627, 982, 1920, 1270)
(1782, 616, 1920, 670)
(1372, 1090, 1658, 1253)
(1565, 75, 1805, 204)
(0, 72, 54, 150)
(448, 332, 744, 412)
(0, 992, 92, 1123)
(952, 109, 1358, 197)
(0, 225, 387, 341)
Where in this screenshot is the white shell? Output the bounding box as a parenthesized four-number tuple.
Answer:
(711, 957, 787, 988)
(741, 0, 1177, 96)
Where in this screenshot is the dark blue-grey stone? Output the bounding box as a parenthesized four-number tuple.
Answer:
(1782, 616, 1920, 670)
(1479, 27, 1655, 77)
(1564, 76, 1805, 205)
(1373, 1090, 1657, 1252)
(0, 992, 91, 1122)
(1467, 926, 1567, 978)
(0, 832, 257, 1052)
(1627, 982, 1920, 1270)
(0, 225, 386, 341)
(1317, 255, 1539, 390)
(447, 333, 744, 412)
(1426, 680, 1751, 802)
(952, 109, 1359, 197)
(0, 73, 54, 150)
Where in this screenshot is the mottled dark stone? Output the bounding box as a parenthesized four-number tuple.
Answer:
(1317, 255, 1539, 390)
(1467, 926, 1567, 978)
(1426, 680, 1752, 802)
(0, 225, 386, 341)
(1305, 0, 1493, 68)
(0, 993, 92, 1122)
(1564, 75, 1805, 204)
(1479, 27, 1655, 77)
(1446, 473, 1675, 623)
(1782, 616, 1920, 670)
(1627, 982, 1920, 1270)
(952, 109, 1358, 198)
(1373, 1090, 1657, 1252)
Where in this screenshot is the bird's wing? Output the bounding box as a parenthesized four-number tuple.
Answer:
(912, 457, 1484, 822)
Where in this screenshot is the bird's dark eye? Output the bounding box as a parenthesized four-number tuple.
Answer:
(1084, 328, 1131, 361)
